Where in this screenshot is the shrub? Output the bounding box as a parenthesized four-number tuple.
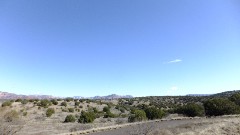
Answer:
(144, 107, 165, 120)
(128, 110, 147, 122)
(23, 112, 28, 116)
(68, 108, 74, 113)
(4, 110, 19, 122)
(175, 103, 205, 117)
(15, 99, 23, 102)
(2, 101, 12, 107)
(64, 115, 76, 123)
(46, 108, 55, 117)
(21, 99, 29, 105)
(38, 99, 52, 108)
(61, 102, 67, 107)
(78, 111, 96, 123)
(120, 108, 125, 113)
(103, 106, 110, 112)
(93, 107, 98, 113)
(75, 102, 80, 106)
(51, 99, 58, 105)
(204, 98, 240, 116)
(65, 97, 73, 102)
(79, 105, 83, 108)
(29, 99, 35, 102)
(79, 99, 85, 103)
(104, 111, 116, 118)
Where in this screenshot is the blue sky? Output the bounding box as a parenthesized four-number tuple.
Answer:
(0, 0, 240, 97)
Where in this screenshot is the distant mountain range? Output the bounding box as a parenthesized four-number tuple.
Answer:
(0, 91, 55, 99)
(76, 94, 134, 100)
(186, 94, 212, 97)
(0, 91, 133, 100)
(1, 90, 240, 100)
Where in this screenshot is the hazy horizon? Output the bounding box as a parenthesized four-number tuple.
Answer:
(0, 0, 240, 97)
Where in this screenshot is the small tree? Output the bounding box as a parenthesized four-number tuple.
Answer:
(64, 115, 76, 123)
(46, 108, 55, 117)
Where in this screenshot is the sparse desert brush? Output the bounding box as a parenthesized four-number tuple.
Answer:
(62, 108, 68, 112)
(68, 108, 74, 113)
(46, 108, 55, 117)
(144, 107, 165, 120)
(64, 114, 76, 123)
(120, 108, 125, 113)
(15, 99, 23, 102)
(78, 111, 96, 123)
(2, 101, 12, 107)
(104, 111, 116, 118)
(79, 99, 85, 103)
(21, 99, 29, 105)
(103, 106, 110, 112)
(93, 107, 98, 113)
(23, 112, 28, 116)
(121, 114, 128, 118)
(65, 97, 73, 102)
(128, 109, 147, 122)
(175, 103, 205, 117)
(38, 99, 52, 108)
(61, 101, 67, 107)
(204, 98, 240, 116)
(75, 101, 80, 106)
(4, 110, 19, 122)
(51, 99, 58, 105)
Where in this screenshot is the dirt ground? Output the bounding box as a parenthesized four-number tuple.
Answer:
(86, 116, 240, 135)
(1, 100, 240, 135)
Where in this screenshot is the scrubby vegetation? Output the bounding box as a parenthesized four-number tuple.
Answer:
(78, 111, 96, 123)
(128, 110, 147, 122)
(2, 101, 12, 107)
(38, 99, 52, 108)
(204, 98, 240, 116)
(1, 90, 240, 134)
(61, 101, 67, 107)
(4, 110, 19, 122)
(64, 115, 76, 123)
(46, 108, 55, 117)
(175, 103, 205, 117)
(144, 107, 165, 120)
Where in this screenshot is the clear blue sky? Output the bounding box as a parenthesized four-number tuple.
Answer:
(0, 0, 240, 97)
